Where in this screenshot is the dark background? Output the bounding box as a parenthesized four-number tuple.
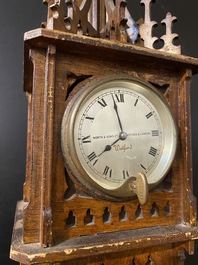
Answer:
(0, 1, 198, 264)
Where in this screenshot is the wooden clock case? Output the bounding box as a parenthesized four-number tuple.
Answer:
(10, 1, 198, 264)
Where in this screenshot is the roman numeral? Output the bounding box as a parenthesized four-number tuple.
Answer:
(146, 112, 153, 119)
(134, 98, 138, 106)
(152, 130, 159, 137)
(140, 164, 146, 170)
(149, 146, 157, 157)
(85, 116, 94, 122)
(82, 135, 91, 143)
(115, 93, 124, 103)
(98, 98, 107, 108)
(123, 170, 129, 179)
(93, 159, 99, 166)
(87, 152, 97, 162)
(103, 166, 112, 177)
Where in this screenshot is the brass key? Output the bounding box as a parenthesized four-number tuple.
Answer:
(129, 172, 149, 205)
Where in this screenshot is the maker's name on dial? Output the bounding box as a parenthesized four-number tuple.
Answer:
(113, 144, 133, 152)
(92, 132, 151, 140)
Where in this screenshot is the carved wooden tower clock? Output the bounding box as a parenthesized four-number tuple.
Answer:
(10, 0, 198, 264)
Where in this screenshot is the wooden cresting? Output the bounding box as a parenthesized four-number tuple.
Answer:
(42, 0, 181, 54)
(10, 1, 198, 264)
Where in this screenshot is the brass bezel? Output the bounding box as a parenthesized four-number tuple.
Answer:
(61, 75, 178, 201)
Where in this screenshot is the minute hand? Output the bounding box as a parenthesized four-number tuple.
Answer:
(112, 95, 124, 132)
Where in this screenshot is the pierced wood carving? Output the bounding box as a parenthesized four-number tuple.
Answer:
(160, 12, 181, 54)
(42, 0, 181, 54)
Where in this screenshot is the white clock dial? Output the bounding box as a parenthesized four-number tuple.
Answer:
(61, 77, 177, 200)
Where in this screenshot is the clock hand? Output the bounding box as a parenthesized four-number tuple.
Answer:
(98, 96, 127, 157)
(98, 138, 120, 157)
(112, 95, 124, 132)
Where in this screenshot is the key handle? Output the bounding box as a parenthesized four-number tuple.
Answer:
(129, 172, 149, 205)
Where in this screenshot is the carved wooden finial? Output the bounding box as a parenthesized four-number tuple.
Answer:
(47, 0, 66, 31)
(65, 0, 98, 37)
(139, 0, 158, 49)
(139, 0, 181, 54)
(100, 0, 128, 42)
(160, 12, 181, 54)
(42, 0, 182, 54)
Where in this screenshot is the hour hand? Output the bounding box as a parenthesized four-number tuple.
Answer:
(98, 138, 120, 157)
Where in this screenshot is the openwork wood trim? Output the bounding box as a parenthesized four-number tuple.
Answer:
(42, 0, 181, 54)
(11, 201, 198, 264)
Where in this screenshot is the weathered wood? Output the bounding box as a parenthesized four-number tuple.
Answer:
(24, 29, 198, 75)
(179, 69, 197, 226)
(23, 48, 46, 244)
(10, 2, 198, 264)
(18, 25, 198, 246)
(40, 44, 56, 247)
(10, 201, 198, 264)
(42, 0, 181, 54)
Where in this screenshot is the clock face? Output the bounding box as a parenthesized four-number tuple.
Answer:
(61, 77, 177, 200)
